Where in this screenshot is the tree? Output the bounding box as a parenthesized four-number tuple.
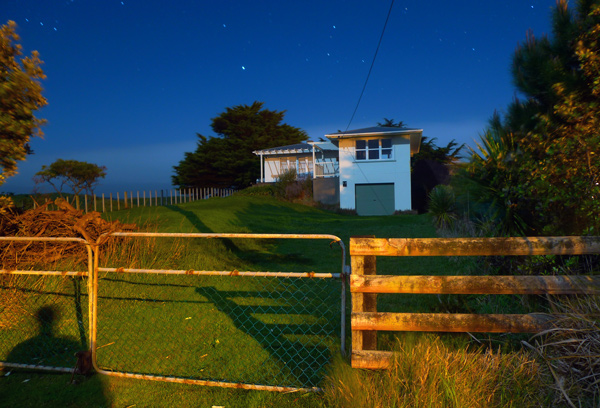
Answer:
(0, 20, 47, 186)
(467, 0, 600, 235)
(34, 159, 107, 199)
(377, 118, 406, 128)
(411, 136, 465, 214)
(173, 101, 308, 189)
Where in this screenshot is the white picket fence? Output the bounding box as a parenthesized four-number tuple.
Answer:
(34, 187, 236, 213)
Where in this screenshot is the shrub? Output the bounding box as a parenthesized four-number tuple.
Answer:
(274, 169, 313, 201)
(236, 184, 276, 197)
(274, 169, 297, 197)
(427, 184, 457, 230)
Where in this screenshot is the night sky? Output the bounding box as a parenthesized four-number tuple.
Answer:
(2, 0, 557, 194)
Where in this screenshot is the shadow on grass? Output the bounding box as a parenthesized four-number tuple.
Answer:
(165, 205, 242, 254)
(167, 204, 314, 269)
(196, 283, 336, 387)
(3, 305, 109, 405)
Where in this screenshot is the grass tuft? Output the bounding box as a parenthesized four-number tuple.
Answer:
(527, 295, 600, 406)
(322, 334, 548, 408)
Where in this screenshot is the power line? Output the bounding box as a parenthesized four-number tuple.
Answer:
(345, 0, 395, 132)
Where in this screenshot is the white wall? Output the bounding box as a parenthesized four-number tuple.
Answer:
(338, 136, 412, 211)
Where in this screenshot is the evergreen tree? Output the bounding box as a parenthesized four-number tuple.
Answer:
(468, 0, 600, 234)
(173, 102, 308, 189)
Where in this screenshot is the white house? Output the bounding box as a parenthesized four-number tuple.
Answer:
(253, 127, 422, 215)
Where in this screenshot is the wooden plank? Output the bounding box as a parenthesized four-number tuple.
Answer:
(351, 312, 552, 333)
(351, 350, 393, 369)
(350, 275, 600, 295)
(351, 252, 378, 352)
(349, 236, 600, 257)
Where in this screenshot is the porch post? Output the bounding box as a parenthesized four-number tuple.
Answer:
(312, 144, 316, 179)
(260, 152, 264, 183)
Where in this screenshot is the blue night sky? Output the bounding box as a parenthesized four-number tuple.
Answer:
(2, 0, 557, 194)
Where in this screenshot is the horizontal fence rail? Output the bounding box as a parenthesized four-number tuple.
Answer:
(98, 268, 339, 278)
(350, 275, 600, 295)
(350, 236, 600, 257)
(349, 236, 600, 370)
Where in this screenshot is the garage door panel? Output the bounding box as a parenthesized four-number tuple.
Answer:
(355, 183, 394, 216)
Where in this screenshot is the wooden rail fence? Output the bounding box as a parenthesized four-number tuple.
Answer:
(349, 236, 600, 370)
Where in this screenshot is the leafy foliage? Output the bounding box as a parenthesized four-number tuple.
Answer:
(467, 0, 600, 235)
(0, 20, 47, 184)
(34, 159, 107, 197)
(173, 101, 308, 189)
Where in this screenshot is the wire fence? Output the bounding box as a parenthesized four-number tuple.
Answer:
(0, 237, 93, 375)
(0, 273, 89, 373)
(94, 272, 340, 389)
(0, 233, 346, 392)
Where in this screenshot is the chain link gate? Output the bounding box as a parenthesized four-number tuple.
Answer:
(0, 237, 93, 374)
(90, 232, 347, 392)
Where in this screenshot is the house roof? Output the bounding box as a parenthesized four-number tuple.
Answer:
(325, 126, 423, 155)
(252, 143, 313, 155)
(308, 141, 338, 151)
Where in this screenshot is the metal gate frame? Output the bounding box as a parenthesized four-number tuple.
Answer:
(90, 232, 348, 392)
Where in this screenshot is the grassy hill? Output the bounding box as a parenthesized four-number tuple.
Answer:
(1, 195, 549, 407)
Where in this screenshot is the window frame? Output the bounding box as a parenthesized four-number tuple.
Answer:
(355, 138, 394, 161)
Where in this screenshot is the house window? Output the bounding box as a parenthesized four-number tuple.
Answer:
(280, 158, 289, 172)
(355, 138, 393, 161)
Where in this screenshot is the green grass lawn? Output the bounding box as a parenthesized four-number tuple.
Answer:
(1, 195, 511, 407)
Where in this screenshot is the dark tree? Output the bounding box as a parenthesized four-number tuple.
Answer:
(411, 137, 465, 214)
(377, 118, 406, 128)
(173, 102, 308, 189)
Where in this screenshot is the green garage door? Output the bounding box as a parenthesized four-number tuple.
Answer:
(355, 183, 395, 216)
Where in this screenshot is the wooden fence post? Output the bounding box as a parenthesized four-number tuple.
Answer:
(351, 236, 378, 353)
(102, 193, 105, 212)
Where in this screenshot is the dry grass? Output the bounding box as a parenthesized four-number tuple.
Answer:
(526, 295, 600, 407)
(322, 334, 548, 408)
